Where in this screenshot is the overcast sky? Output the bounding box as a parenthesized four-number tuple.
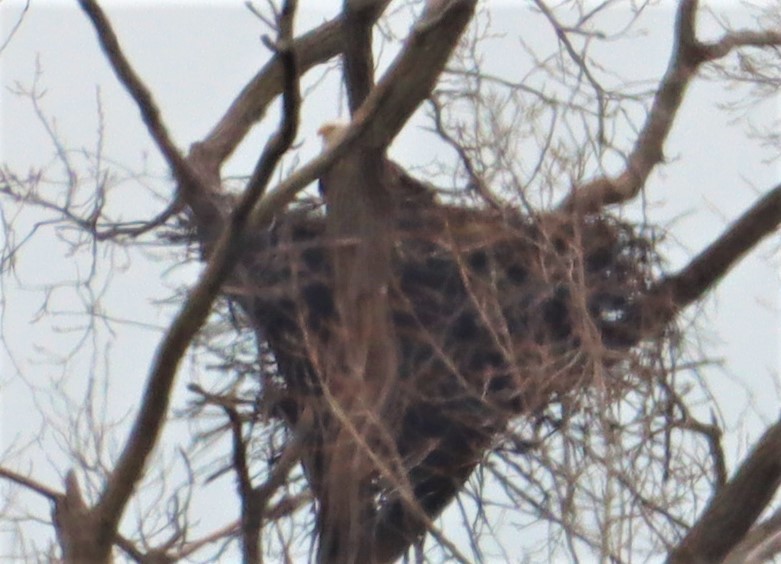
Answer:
(1, 1, 779, 560)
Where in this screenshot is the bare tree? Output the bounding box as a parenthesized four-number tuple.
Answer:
(1, 0, 780, 562)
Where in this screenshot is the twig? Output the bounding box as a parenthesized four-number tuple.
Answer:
(0, 466, 59, 501)
(532, 0, 607, 146)
(427, 96, 503, 210)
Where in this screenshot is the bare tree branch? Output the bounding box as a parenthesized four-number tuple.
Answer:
(343, 0, 381, 113)
(702, 29, 781, 61)
(354, 0, 478, 150)
(0, 0, 29, 55)
(532, 0, 607, 145)
(98, 2, 300, 529)
(77, 0, 202, 200)
(558, 0, 701, 212)
(0, 466, 59, 501)
(656, 182, 781, 310)
(191, 0, 392, 172)
(224, 406, 257, 563)
(45, 3, 304, 559)
(604, 182, 781, 347)
(559, 0, 781, 212)
(174, 520, 240, 559)
(668, 418, 781, 563)
(427, 96, 503, 210)
(724, 507, 781, 564)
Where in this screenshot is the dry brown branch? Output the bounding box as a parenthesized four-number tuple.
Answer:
(559, 0, 781, 213)
(0, 466, 59, 502)
(655, 182, 781, 312)
(724, 507, 781, 564)
(668, 418, 781, 563)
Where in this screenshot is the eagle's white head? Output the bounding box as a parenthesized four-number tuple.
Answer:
(317, 121, 349, 150)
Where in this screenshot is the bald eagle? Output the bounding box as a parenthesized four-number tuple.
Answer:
(317, 121, 437, 209)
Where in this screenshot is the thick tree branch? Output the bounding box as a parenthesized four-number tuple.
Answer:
(724, 507, 781, 564)
(318, 2, 389, 550)
(668, 418, 781, 563)
(343, 0, 379, 113)
(354, 0, 477, 150)
(656, 183, 781, 310)
(559, 0, 781, 212)
(248, 0, 477, 230)
(184, 2, 390, 239)
(610, 183, 781, 347)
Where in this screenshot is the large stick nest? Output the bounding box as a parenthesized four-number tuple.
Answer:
(226, 193, 663, 540)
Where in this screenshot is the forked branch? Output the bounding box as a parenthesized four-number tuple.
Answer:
(77, 0, 202, 197)
(248, 0, 478, 230)
(560, 0, 781, 212)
